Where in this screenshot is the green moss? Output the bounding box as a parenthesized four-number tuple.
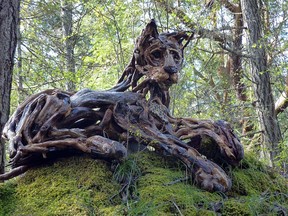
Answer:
(0, 181, 17, 215)
(0, 151, 287, 215)
(232, 168, 272, 195)
(1, 156, 121, 216)
(227, 153, 288, 215)
(221, 200, 251, 216)
(127, 152, 222, 215)
(231, 153, 288, 196)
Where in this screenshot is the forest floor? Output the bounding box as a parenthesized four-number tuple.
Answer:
(0, 150, 287, 216)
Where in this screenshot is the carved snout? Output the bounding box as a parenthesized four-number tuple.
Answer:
(164, 52, 179, 74)
(164, 66, 178, 74)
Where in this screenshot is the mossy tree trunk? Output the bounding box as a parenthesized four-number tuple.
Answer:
(0, 0, 20, 176)
(241, 0, 282, 165)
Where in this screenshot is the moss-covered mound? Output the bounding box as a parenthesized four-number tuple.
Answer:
(0, 151, 287, 216)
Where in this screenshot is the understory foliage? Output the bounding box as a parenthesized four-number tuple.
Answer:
(0, 151, 287, 215)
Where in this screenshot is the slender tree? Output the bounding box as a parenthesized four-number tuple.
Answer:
(241, 0, 282, 165)
(0, 0, 20, 175)
(16, 10, 24, 103)
(61, 0, 76, 92)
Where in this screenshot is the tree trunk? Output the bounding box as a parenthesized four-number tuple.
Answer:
(61, 0, 76, 92)
(241, 0, 282, 165)
(16, 12, 25, 103)
(0, 0, 20, 175)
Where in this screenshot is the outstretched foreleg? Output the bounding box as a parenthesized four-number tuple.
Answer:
(113, 102, 232, 192)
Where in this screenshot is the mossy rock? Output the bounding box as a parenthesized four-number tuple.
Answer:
(0, 151, 287, 216)
(0, 156, 123, 216)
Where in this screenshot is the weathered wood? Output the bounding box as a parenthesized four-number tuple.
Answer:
(0, 20, 244, 192)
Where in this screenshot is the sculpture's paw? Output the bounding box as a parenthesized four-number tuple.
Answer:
(194, 162, 231, 192)
(214, 120, 244, 166)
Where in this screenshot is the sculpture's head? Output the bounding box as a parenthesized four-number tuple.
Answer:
(134, 20, 189, 89)
(114, 20, 190, 106)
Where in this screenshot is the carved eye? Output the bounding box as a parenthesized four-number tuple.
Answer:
(170, 50, 180, 61)
(151, 50, 162, 59)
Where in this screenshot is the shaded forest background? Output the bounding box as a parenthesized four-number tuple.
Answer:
(2, 0, 288, 172)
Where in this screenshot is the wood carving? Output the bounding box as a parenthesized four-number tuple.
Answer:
(0, 20, 244, 192)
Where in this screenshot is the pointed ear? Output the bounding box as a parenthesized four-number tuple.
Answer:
(143, 19, 159, 39)
(137, 19, 159, 47)
(167, 31, 189, 46)
(173, 32, 189, 45)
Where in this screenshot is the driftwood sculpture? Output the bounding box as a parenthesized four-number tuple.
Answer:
(0, 20, 244, 192)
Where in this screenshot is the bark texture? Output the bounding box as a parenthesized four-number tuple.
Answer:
(0, 0, 20, 175)
(61, 0, 76, 92)
(241, 0, 282, 164)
